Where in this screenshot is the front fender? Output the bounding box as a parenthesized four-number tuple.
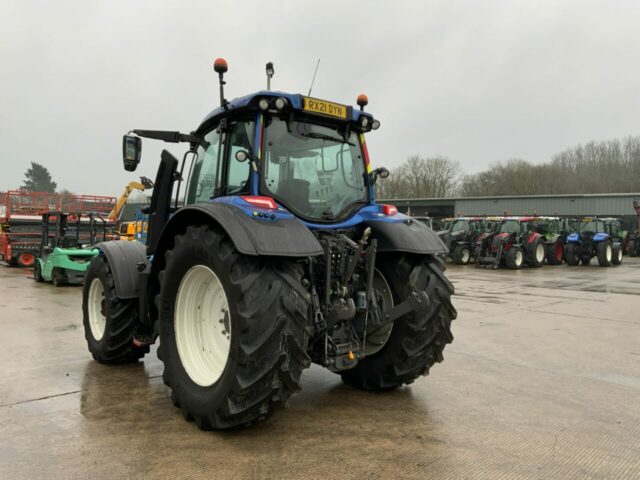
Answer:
(95, 240, 147, 299)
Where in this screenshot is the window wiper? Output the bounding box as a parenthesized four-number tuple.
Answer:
(303, 132, 354, 146)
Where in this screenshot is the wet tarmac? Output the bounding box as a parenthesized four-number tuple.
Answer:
(1, 259, 639, 479)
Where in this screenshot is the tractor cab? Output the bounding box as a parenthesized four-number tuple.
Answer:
(34, 212, 105, 286)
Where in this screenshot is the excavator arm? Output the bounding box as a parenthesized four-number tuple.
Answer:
(109, 177, 154, 221)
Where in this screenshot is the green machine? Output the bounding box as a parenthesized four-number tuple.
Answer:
(34, 212, 106, 286)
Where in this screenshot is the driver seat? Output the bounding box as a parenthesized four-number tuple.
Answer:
(277, 178, 310, 214)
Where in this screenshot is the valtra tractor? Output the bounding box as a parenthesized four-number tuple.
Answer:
(476, 217, 547, 269)
(81, 60, 456, 430)
(564, 217, 623, 267)
(437, 217, 486, 265)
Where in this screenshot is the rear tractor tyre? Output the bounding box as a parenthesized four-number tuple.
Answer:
(528, 239, 546, 267)
(564, 243, 580, 266)
(612, 245, 623, 266)
(33, 260, 44, 282)
(82, 256, 149, 363)
(340, 254, 456, 391)
(629, 240, 637, 257)
(157, 224, 311, 430)
(505, 247, 524, 269)
(597, 241, 613, 267)
(452, 245, 471, 265)
(546, 240, 564, 265)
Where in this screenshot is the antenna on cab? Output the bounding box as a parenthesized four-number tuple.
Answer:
(307, 58, 320, 97)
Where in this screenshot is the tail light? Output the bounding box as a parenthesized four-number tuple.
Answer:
(381, 204, 398, 216)
(241, 195, 277, 210)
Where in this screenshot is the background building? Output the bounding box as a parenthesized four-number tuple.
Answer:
(383, 193, 640, 225)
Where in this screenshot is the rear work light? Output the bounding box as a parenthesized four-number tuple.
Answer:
(381, 204, 398, 216)
(241, 195, 277, 210)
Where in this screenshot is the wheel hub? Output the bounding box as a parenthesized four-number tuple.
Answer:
(88, 278, 106, 341)
(175, 265, 231, 387)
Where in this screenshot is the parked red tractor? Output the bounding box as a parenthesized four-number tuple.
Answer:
(476, 217, 547, 269)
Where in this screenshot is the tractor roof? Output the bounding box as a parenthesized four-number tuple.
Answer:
(197, 91, 375, 132)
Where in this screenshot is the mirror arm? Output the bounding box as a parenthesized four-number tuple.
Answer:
(132, 129, 201, 145)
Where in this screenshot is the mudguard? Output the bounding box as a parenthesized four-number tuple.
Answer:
(545, 233, 562, 244)
(366, 218, 447, 255)
(157, 202, 323, 257)
(95, 240, 147, 299)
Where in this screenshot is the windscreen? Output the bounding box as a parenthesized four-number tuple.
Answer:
(451, 220, 469, 233)
(580, 221, 604, 234)
(499, 220, 520, 234)
(262, 118, 367, 221)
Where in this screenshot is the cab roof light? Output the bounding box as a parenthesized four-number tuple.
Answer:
(241, 195, 277, 210)
(357, 93, 368, 111)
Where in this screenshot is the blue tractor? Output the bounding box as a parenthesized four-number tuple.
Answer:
(564, 217, 623, 267)
(81, 59, 456, 430)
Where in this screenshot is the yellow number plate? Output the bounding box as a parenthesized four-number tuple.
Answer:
(303, 97, 348, 119)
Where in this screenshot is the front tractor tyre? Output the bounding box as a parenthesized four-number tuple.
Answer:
(564, 243, 580, 266)
(340, 255, 456, 391)
(506, 247, 524, 269)
(82, 256, 149, 363)
(452, 245, 471, 265)
(597, 241, 613, 267)
(157, 225, 311, 430)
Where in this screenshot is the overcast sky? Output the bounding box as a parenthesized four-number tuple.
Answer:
(1, 0, 639, 196)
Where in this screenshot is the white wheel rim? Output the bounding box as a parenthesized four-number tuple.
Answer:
(461, 248, 470, 263)
(175, 265, 231, 387)
(606, 245, 612, 262)
(88, 278, 106, 341)
(515, 250, 523, 266)
(536, 244, 545, 262)
(617, 249, 622, 262)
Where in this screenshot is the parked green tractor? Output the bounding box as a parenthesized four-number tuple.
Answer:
(34, 212, 107, 286)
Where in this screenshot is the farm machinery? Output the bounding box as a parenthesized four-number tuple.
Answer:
(0, 190, 115, 267)
(438, 217, 487, 264)
(34, 212, 107, 286)
(476, 217, 547, 269)
(81, 59, 456, 430)
(627, 201, 640, 257)
(564, 217, 623, 267)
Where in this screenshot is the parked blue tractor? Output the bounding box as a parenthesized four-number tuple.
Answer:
(564, 217, 623, 267)
(81, 59, 456, 430)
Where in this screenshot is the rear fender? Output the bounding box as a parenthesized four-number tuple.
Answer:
(366, 218, 447, 255)
(155, 202, 323, 258)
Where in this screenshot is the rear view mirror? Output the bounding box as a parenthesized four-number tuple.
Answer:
(369, 167, 389, 185)
(122, 135, 142, 171)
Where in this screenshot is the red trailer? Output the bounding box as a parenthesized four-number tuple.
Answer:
(0, 190, 116, 267)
